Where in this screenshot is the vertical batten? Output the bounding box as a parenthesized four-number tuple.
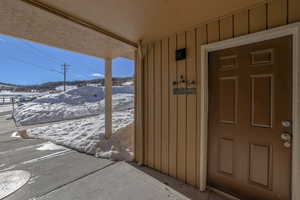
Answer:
(154, 41, 162, 170)
(176, 32, 187, 181)
(220, 16, 234, 40)
(207, 21, 220, 43)
(196, 25, 207, 187)
(147, 44, 155, 168)
(268, 0, 288, 28)
(249, 4, 267, 33)
(143, 46, 149, 165)
(186, 30, 197, 186)
(169, 35, 178, 177)
(161, 38, 170, 174)
(288, 0, 300, 23)
(234, 11, 249, 37)
(134, 50, 142, 163)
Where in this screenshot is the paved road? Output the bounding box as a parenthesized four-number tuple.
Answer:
(0, 104, 13, 116)
(0, 115, 226, 200)
(0, 114, 16, 140)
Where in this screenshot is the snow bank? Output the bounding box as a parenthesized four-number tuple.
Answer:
(26, 93, 134, 161)
(55, 85, 77, 92)
(14, 102, 102, 126)
(95, 124, 134, 161)
(34, 86, 104, 104)
(122, 81, 134, 86)
(112, 86, 134, 94)
(14, 86, 133, 126)
(36, 142, 67, 151)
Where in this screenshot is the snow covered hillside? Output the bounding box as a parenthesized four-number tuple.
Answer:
(14, 86, 133, 126)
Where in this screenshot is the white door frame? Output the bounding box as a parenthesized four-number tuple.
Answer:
(199, 22, 300, 200)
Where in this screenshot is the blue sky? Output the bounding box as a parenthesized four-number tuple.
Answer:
(0, 34, 134, 85)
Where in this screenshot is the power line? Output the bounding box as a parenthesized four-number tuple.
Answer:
(3, 54, 93, 80)
(25, 43, 103, 75)
(19, 43, 97, 77)
(1, 39, 103, 79)
(21, 42, 101, 73)
(22, 42, 63, 65)
(8, 40, 63, 72)
(3, 56, 63, 75)
(3, 55, 98, 84)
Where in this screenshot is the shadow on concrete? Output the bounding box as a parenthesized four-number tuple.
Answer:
(128, 162, 230, 200)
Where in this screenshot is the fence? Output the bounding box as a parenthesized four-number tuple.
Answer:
(0, 97, 15, 105)
(0, 97, 17, 116)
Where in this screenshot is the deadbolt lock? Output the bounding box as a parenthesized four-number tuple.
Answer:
(282, 120, 292, 128)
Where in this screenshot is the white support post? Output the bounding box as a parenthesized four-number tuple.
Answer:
(105, 58, 112, 139)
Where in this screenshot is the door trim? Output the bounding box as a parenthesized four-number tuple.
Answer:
(199, 22, 300, 200)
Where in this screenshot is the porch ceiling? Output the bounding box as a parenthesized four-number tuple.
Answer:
(0, 0, 135, 60)
(37, 0, 266, 43)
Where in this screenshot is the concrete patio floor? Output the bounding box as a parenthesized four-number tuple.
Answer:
(0, 115, 229, 200)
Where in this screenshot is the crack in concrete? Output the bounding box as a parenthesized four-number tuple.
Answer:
(32, 161, 117, 200)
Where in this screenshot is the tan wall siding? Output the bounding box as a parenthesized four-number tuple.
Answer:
(147, 44, 155, 168)
(186, 30, 197, 185)
(154, 41, 162, 170)
(136, 0, 300, 187)
(168, 35, 178, 177)
(161, 38, 170, 174)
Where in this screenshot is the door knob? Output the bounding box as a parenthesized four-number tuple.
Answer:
(281, 120, 292, 149)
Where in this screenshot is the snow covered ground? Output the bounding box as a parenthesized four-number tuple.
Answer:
(14, 86, 133, 126)
(13, 86, 135, 161)
(55, 85, 78, 92)
(0, 91, 40, 97)
(122, 81, 134, 86)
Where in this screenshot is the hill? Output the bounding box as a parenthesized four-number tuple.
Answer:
(13, 77, 133, 92)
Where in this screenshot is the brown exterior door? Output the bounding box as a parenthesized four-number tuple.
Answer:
(208, 36, 292, 200)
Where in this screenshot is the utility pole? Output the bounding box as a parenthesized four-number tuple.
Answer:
(61, 63, 70, 91)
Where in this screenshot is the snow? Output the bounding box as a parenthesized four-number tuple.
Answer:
(0, 170, 31, 199)
(14, 86, 134, 126)
(20, 86, 134, 161)
(11, 132, 20, 138)
(112, 86, 134, 94)
(122, 81, 134, 86)
(36, 142, 66, 151)
(34, 86, 104, 104)
(55, 85, 77, 92)
(0, 91, 40, 97)
(27, 108, 134, 160)
(14, 86, 134, 161)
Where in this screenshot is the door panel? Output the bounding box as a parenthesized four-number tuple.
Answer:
(208, 36, 292, 200)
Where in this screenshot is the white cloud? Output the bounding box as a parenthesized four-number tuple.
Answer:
(91, 73, 104, 77)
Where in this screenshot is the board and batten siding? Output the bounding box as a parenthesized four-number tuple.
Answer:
(134, 0, 300, 187)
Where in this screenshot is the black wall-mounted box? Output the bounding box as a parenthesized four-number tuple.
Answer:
(176, 48, 186, 61)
